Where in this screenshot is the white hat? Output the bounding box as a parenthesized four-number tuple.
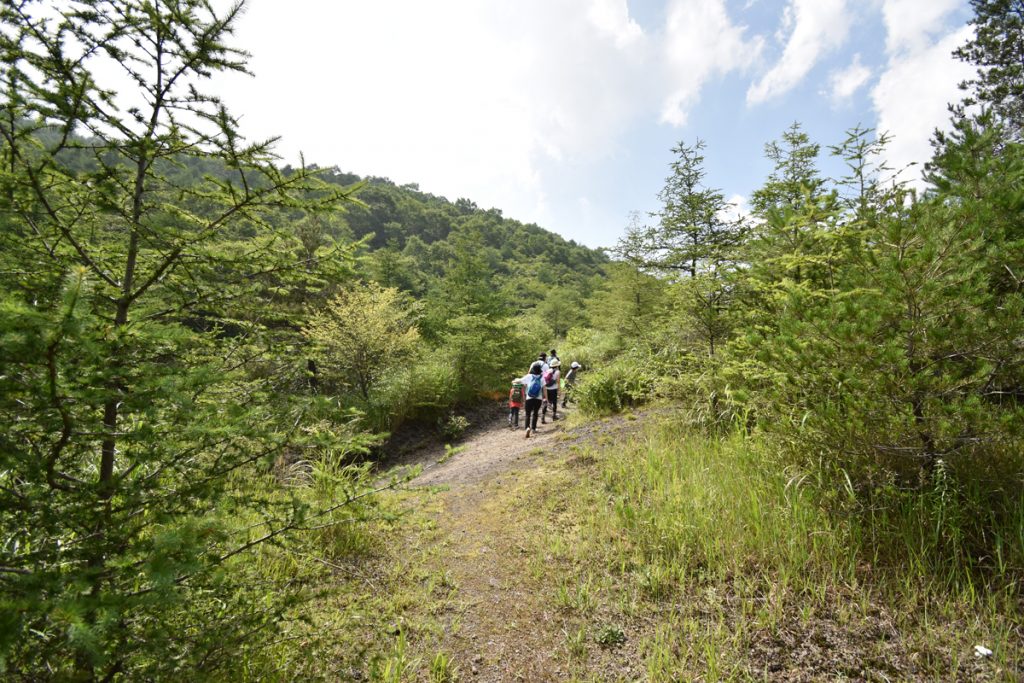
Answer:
(571, 362, 581, 368)
(549, 359, 561, 368)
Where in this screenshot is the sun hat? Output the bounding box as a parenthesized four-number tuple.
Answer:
(571, 361, 581, 368)
(549, 359, 561, 368)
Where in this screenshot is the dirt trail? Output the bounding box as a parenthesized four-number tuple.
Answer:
(411, 413, 565, 487)
(388, 404, 648, 682)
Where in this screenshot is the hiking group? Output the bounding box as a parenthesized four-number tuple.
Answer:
(508, 349, 582, 438)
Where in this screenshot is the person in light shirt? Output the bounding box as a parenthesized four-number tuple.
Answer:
(542, 359, 561, 422)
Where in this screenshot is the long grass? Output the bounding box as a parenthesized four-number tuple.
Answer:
(569, 413, 1023, 679)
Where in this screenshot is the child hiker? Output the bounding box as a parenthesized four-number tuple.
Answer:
(508, 376, 525, 428)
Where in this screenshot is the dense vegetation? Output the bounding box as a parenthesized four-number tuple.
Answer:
(0, 0, 1021, 680)
(559, 2, 1024, 675)
(0, 1, 601, 679)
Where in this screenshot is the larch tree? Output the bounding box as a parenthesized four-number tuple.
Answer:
(0, 0, 364, 678)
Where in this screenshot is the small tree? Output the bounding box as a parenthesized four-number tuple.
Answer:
(619, 140, 739, 278)
(745, 123, 835, 290)
(585, 257, 666, 348)
(304, 282, 420, 401)
(616, 143, 743, 363)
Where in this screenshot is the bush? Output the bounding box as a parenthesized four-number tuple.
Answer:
(366, 352, 458, 432)
(440, 313, 531, 398)
(363, 313, 539, 434)
(576, 357, 658, 415)
(439, 413, 470, 441)
(559, 326, 622, 368)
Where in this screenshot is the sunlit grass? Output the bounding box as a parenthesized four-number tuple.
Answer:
(559, 415, 1024, 680)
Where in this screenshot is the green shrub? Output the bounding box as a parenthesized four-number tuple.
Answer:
(576, 357, 657, 415)
(439, 413, 470, 441)
(559, 326, 622, 368)
(440, 313, 531, 398)
(366, 352, 458, 432)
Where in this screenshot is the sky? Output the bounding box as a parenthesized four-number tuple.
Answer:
(210, 0, 978, 249)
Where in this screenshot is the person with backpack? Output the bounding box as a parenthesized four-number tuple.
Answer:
(548, 349, 560, 367)
(508, 376, 525, 429)
(521, 362, 546, 438)
(542, 359, 561, 422)
(562, 361, 581, 407)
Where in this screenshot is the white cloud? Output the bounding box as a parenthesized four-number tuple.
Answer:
(213, 0, 652, 232)
(212, 0, 772, 243)
(660, 0, 764, 126)
(587, 0, 644, 49)
(719, 193, 751, 223)
(826, 53, 872, 105)
(881, 0, 963, 55)
(872, 0, 975, 186)
(185, 0, 975, 249)
(747, 0, 851, 105)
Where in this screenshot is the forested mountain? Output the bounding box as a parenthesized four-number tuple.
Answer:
(321, 170, 604, 273)
(316, 171, 607, 324)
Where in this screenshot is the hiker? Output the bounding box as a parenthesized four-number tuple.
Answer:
(508, 376, 524, 428)
(537, 352, 549, 373)
(562, 361, 581, 407)
(548, 348, 560, 367)
(521, 362, 546, 438)
(542, 359, 561, 422)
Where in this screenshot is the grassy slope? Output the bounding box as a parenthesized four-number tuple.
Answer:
(553, 413, 1021, 681)
(260, 408, 1021, 681)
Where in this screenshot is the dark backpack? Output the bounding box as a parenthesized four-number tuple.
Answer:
(526, 374, 543, 399)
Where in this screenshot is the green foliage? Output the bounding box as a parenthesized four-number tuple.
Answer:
(535, 283, 588, 338)
(334, 175, 607, 307)
(429, 651, 458, 683)
(594, 624, 627, 648)
(370, 631, 419, 683)
(591, 31, 1024, 630)
(439, 313, 532, 398)
(574, 417, 1023, 677)
(0, 2, 375, 678)
(611, 108, 1024, 492)
(729, 117, 1024, 480)
(558, 326, 621, 369)
(584, 259, 666, 346)
(366, 351, 457, 433)
(575, 355, 658, 415)
(955, 0, 1024, 137)
(439, 414, 471, 442)
(304, 281, 420, 400)
(619, 140, 741, 278)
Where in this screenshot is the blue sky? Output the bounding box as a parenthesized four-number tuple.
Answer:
(213, 0, 977, 249)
